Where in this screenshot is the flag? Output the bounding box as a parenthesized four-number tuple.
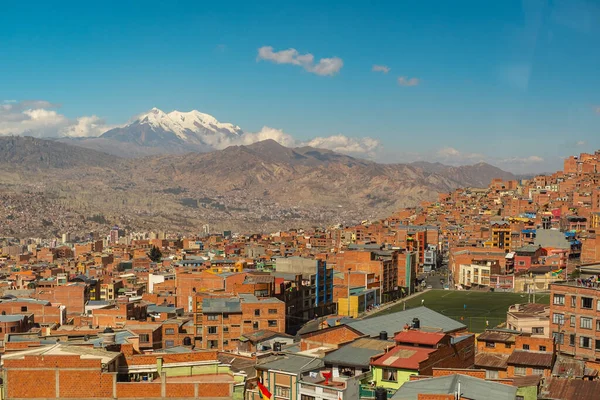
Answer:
(257, 382, 272, 400)
(552, 269, 563, 277)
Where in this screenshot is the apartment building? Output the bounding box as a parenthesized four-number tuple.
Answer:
(550, 282, 600, 360)
(490, 220, 512, 251)
(195, 294, 285, 351)
(457, 260, 500, 289)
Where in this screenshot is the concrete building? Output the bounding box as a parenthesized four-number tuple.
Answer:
(506, 303, 550, 337)
(196, 294, 285, 351)
(550, 282, 600, 360)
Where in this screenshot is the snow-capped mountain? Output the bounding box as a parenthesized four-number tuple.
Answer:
(100, 108, 243, 149)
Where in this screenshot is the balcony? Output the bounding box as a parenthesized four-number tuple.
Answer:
(359, 385, 395, 399)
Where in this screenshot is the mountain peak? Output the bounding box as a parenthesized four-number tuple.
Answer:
(102, 108, 243, 146)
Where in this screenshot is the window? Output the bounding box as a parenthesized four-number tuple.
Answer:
(207, 315, 218, 321)
(570, 315, 576, 327)
(268, 320, 277, 328)
(522, 344, 530, 350)
(596, 339, 600, 351)
(10, 326, 15, 332)
(570, 334, 575, 347)
(223, 326, 229, 333)
(223, 313, 229, 319)
(597, 320, 600, 331)
(268, 308, 277, 314)
(253, 322, 259, 330)
(485, 370, 498, 379)
(553, 332, 564, 345)
(539, 346, 547, 352)
(532, 327, 544, 335)
(301, 395, 316, 400)
(581, 317, 592, 330)
(207, 340, 218, 349)
(139, 334, 149, 343)
(485, 342, 496, 348)
(571, 296, 577, 307)
(582, 297, 593, 309)
(165, 340, 174, 348)
(514, 366, 526, 376)
(275, 386, 290, 397)
(208, 326, 217, 334)
(532, 368, 545, 376)
(20, 306, 27, 312)
(165, 328, 175, 335)
(580, 336, 592, 349)
(382, 368, 397, 382)
(223, 340, 229, 346)
(254, 309, 260, 316)
(552, 313, 564, 325)
(505, 343, 512, 349)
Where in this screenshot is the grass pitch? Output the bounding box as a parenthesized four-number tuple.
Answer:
(369, 290, 550, 333)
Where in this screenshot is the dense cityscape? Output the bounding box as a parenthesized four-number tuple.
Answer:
(0, 150, 599, 399)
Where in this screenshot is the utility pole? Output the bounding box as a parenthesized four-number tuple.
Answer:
(347, 268, 351, 317)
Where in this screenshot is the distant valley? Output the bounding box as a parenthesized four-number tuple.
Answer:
(0, 135, 515, 239)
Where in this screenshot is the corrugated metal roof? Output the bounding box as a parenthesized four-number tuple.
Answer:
(392, 373, 517, 400)
(474, 353, 508, 369)
(371, 345, 435, 370)
(394, 330, 445, 346)
(507, 350, 553, 368)
(477, 330, 517, 343)
(256, 353, 324, 373)
(349, 306, 466, 336)
(323, 338, 393, 368)
(543, 377, 600, 400)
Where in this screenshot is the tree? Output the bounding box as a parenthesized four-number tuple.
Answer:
(148, 246, 162, 263)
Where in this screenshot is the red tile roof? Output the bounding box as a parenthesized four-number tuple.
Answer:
(394, 330, 446, 346)
(371, 345, 436, 370)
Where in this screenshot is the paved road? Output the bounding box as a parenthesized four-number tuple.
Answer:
(419, 266, 450, 290)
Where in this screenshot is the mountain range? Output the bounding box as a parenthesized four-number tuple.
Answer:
(61, 108, 249, 157)
(0, 135, 514, 238)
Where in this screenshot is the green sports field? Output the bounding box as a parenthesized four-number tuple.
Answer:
(368, 290, 550, 333)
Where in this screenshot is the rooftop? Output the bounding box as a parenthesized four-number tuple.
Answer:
(371, 345, 436, 370)
(477, 330, 519, 344)
(391, 373, 517, 400)
(323, 338, 394, 368)
(1, 343, 121, 365)
(348, 307, 466, 337)
(474, 353, 509, 370)
(507, 350, 553, 368)
(256, 353, 324, 374)
(394, 330, 446, 346)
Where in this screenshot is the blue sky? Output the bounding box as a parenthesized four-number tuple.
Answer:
(1, 0, 599, 172)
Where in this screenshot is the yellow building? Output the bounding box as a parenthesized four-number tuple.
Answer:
(491, 221, 511, 251)
(337, 288, 380, 318)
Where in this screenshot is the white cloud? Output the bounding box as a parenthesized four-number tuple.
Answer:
(498, 155, 544, 164)
(576, 140, 586, 146)
(372, 65, 390, 74)
(0, 100, 115, 138)
(257, 46, 343, 76)
(220, 126, 297, 149)
(304, 135, 380, 156)
(435, 147, 485, 164)
(595, 106, 600, 114)
(397, 76, 420, 87)
(61, 115, 117, 138)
